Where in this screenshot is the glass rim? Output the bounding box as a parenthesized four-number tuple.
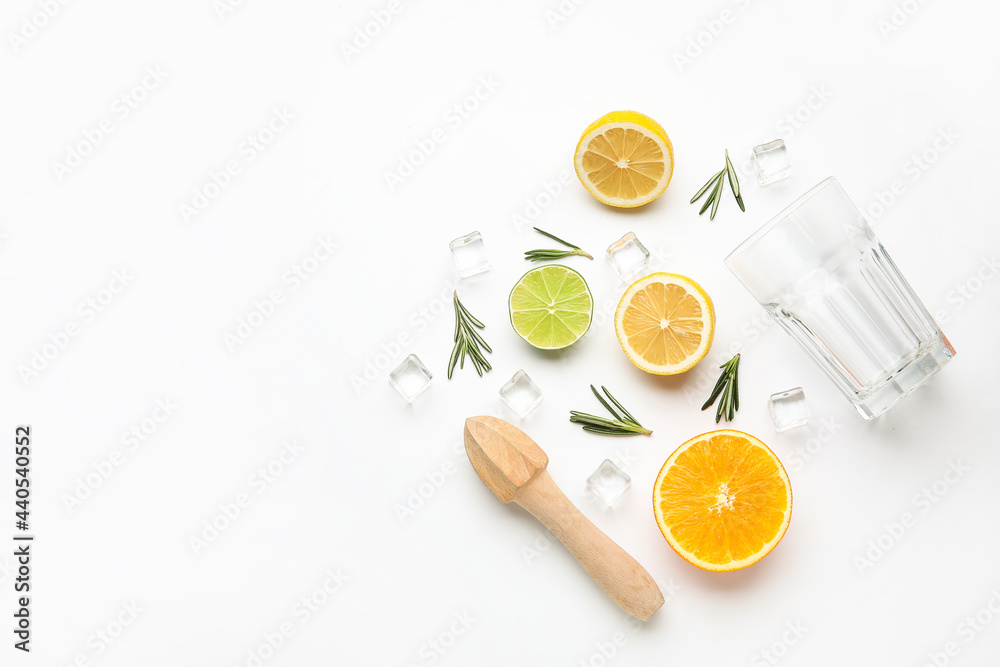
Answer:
(724, 175, 840, 267)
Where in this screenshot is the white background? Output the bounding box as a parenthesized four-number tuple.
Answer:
(2, 0, 999, 665)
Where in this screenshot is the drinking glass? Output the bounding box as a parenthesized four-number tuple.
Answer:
(725, 177, 955, 420)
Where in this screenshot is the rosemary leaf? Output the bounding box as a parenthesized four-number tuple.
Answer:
(569, 385, 651, 436)
(703, 172, 725, 217)
(733, 360, 740, 411)
(709, 174, 723, 220)
(447, 292, 492, 379)
(690, 169, 725, 204)
(524, 227, 593, 262)
(532, 227, 582, 250)
(698, 172, 724, 214)
(701, 373, 727, 411)
(466, 323, 492, 353)
(725, 149, 740, 198)
(701, 354, 741, 423)
(590, 385, 623, 422)
(699, 182, 717, 215)
(451, 297, 461, 341)
(447, 338, 462, 378)
(691, 150, 747, 220)
(457, 298, 485, 328)
(601, 385, 640, 425)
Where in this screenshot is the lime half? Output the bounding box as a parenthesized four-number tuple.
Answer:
(509, 265, 593, 350)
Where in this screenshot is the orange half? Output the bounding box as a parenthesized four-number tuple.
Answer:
(653, 430, 792, 572)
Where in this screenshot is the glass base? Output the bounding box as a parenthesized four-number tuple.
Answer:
(853, 334, 956, 420)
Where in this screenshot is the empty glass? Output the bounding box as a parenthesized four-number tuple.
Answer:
(725, 177, 955, 420)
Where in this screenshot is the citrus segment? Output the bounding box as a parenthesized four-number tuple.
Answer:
(574, 110, 674, 208)
(653, 430, 792, 572)
(614, 273, 714, 374)
(509, 265, 593, 350)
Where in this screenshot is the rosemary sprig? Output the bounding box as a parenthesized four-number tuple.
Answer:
(690, 149, 745, 220)
(447, 292, 492, 379)
(570, 385, 652, 436)
(701, 353, 740, 423)
(523, 227, 593, 262)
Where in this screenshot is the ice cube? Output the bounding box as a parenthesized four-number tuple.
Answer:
(389, 354, 433, 403)
(449, 231, 491, 278)
(586, 459, 631, 506)
(606, 232, 650, 282)
(751, 139, 791, 186)
(768, 387, 810, 431)
(498, 369, 542, 419)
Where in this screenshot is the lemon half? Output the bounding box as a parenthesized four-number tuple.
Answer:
(574, 110, 674, 208)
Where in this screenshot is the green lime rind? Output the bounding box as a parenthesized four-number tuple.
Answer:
(508, 264, 593, 350)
